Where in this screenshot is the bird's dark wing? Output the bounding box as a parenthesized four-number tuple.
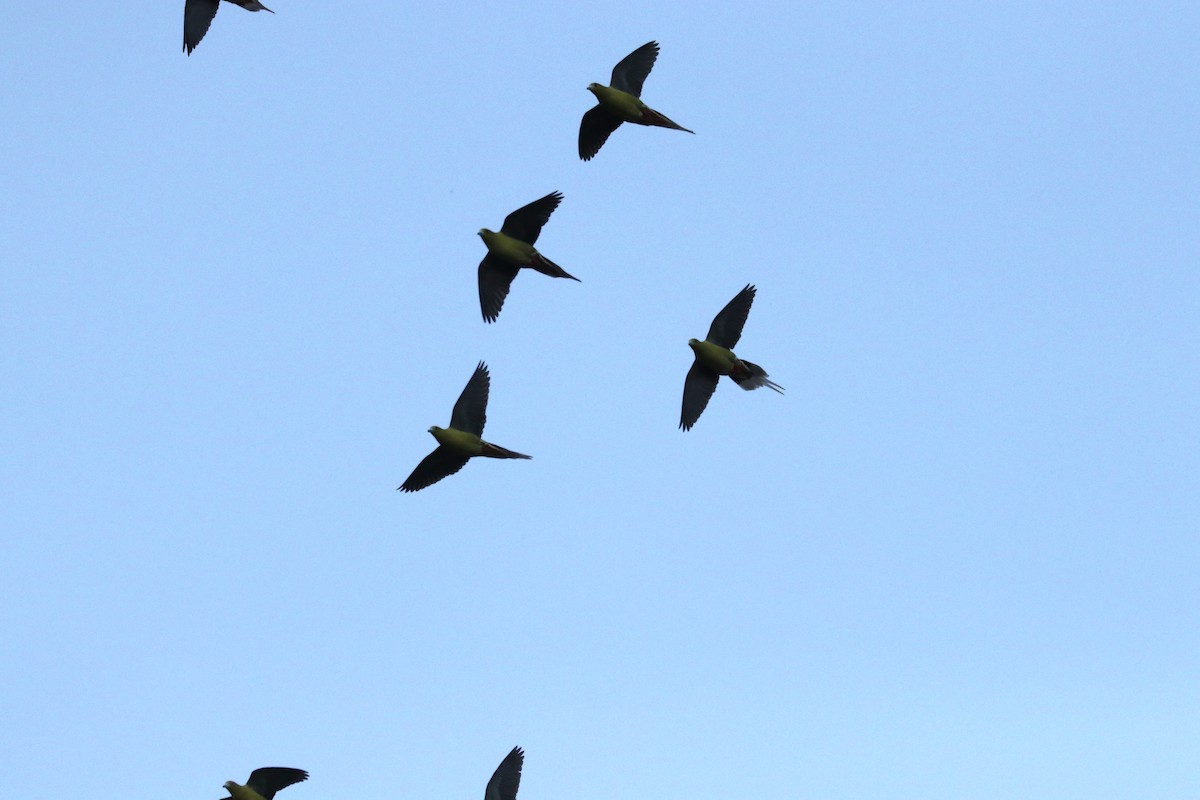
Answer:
(499, 192, 563, 245)
(484, 747, 524, 800)
(578, 105, 624, 161)
(706, 284, 756, 349)
(680, 362, 720, 431)
(610, 41, 659, 97)
(478, 255, 520, 323)
(183, 0, 220, 54)
(399, 446, 471, 492)
(245, 768, 309, 800)
(450, 362, 490, 435)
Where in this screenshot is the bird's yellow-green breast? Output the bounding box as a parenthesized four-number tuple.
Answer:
(225, 784, 266, 800)
(430, 425, 483, 455)
(689, 338, 738, 374)
(479, 229, 536, 266)
(587, 83, 645, 121)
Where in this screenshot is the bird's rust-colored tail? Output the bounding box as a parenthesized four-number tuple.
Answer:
(531, 253, 581, 282)
(730, 360, 784, 393)
(640, 107, 694, 134)
(480, 442, 533, 460)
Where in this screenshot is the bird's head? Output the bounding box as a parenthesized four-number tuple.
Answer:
(222, 782, 238, 793)
(428, 425, 443, 435)
(587, 82, 605, 95)
(688, 337, 701, 348)
(478, 228, 494, 240)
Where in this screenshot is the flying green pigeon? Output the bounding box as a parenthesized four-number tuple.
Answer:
(681, 284, 784, 431)
(184, 0, 273, 55)
(579, 41, 694, 161)
(478, 191, 579, 322)
(220, 768, 307, 800)
(484, 747, 524, 800)
(399, 362, 531, 492)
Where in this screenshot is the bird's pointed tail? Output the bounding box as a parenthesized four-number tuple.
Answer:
(731, 360, 784, 393)
(641, 107, 694, 134)
(531, 253, 581, 282)
(480, 442, 533, 460)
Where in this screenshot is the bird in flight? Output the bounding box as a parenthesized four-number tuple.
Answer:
(478, 191, 579, 323)
(681, 284, 784, 431)
(399, 363, 531, 492)
(220, 768, 307, 800)
(184, 0, 273, 56)
(579, 41, 694, 161)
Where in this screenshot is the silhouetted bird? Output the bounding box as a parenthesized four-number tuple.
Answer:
(681, 284, 783, 431)
(220, 768, 307, 800)
(579, 41, 694, 161)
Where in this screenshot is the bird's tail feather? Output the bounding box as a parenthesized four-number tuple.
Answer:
(531, 253, 581, 282)
(731, 360, 784, 393)
(480, 442, 533, 459)
(641, 107, 694, 134)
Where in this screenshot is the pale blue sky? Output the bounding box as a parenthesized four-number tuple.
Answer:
(1, 3, 1197, 799)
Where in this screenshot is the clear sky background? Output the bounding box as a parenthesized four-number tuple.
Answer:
(1, 2, 1197, 799)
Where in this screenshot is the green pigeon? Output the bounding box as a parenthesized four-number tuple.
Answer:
(399, 362, 531, 492)
(681, 284, 784, 431)
(579, 41, 694, 161)
(478, 191, 579, 322)
(220, 768, 307, 800)
(184, 0, 273, 55)
(484, 747, 524, 800)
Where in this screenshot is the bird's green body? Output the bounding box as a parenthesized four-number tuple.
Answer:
(478, 229, 540, 270)
(225, 784, 268, 800)
(476, 192, 578, 322)
(587, 83, 650, 123)
(578, 41, 693, 160)
(220, 768, 308, 800)
(680, 285, 783, 431)
(688, 338, 739, 375)
(399, 363, 531, 492)
(429, 424, 485, 456)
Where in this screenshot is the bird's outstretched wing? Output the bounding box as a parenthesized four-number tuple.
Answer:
(610, 41, 659, 97)
(579, 106, 623, 161)
(706, 284, 756, 349)
(500, 192, 563, 246)
(485, 747, 525, 800)
(450, 362, 490, 435)
(184, 0, 272, 54)
(478, 255, 521, 322)
(680, 362, 720, 431)
(183, 0, 220, 54)
(245, 768, 309, 800)
(399, 447, 471, 492)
